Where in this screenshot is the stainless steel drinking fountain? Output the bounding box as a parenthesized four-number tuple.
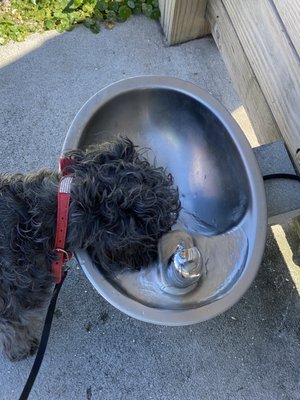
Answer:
(62, 76, 267, 325)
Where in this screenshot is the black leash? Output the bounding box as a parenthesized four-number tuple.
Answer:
(19, 270, 68, 400)
(263, 172, 300, 182)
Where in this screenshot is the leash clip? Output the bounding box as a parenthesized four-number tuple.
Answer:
(55, 248, 72, 262)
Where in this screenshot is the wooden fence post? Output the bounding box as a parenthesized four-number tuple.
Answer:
(159, 0, 210, 45)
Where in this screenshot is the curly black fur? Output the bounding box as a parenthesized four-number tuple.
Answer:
(0, 137, 180, 361)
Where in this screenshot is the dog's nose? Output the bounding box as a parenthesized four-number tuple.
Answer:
(166, 242, 203, 289)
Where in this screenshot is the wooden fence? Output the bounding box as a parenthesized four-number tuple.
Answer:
(159, 0, 300, 168)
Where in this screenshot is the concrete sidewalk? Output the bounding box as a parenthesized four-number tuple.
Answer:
(0, 16, 299, 400)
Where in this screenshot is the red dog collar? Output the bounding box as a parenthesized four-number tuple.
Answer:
(52, 159, 73, 283)
(59, 156, 74, 173)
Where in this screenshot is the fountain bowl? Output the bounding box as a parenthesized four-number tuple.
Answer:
(62, 76, 267, 325)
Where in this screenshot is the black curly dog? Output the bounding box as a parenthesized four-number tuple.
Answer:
(0, 137, 180, 361)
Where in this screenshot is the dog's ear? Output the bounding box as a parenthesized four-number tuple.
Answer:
(106, 136, 137, 163)
(61, 137, 138, 176)
(63, 136, 137, 165)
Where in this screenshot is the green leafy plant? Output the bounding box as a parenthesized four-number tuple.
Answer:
(0, 0, 160, 45)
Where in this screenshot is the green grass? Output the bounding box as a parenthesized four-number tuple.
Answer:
(0, 0, 160, 45)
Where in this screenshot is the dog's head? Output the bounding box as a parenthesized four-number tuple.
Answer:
(63, 137, 181, 270)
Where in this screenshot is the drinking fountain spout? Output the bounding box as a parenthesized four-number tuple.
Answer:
(167, 242, 203, 288)
(158, 230, 205, 294)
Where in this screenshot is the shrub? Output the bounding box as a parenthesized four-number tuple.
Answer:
(0, 0, 160, 45)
